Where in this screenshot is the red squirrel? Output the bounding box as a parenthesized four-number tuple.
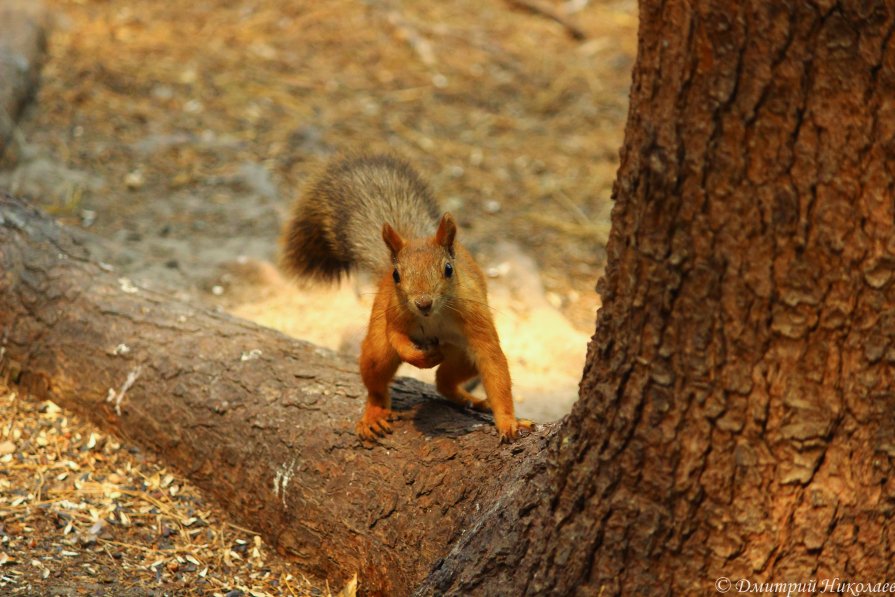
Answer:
(281, 154, 532, 441)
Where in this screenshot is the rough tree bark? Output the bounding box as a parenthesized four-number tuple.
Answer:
(4, 0, 894, 595)
(420, 0, 895, 594)
(0, 195, 547, 596)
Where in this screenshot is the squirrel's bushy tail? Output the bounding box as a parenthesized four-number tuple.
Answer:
(281, 154, 441, 282)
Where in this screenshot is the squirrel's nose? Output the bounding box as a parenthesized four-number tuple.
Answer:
(415, 297, 433, 315)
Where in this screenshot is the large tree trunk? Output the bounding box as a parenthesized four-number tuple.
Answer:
(420, 1, 895, 594)
(0, 194, 547, 596)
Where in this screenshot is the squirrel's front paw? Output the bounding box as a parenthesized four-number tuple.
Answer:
(356, 405, 396, 440)
(407, 347, 444, 369)
(495, 416, 534, 443)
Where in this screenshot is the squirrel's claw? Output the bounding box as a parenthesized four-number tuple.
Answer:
(496, 417, 535, 443)
(356, 406, 395, 439)
(374, 418, 393, 434)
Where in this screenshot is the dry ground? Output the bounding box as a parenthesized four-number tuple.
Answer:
(0, 387, 325, 596)
(1, 0, 637, 593)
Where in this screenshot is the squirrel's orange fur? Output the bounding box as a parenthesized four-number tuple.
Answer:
(282, 155, 532, 441)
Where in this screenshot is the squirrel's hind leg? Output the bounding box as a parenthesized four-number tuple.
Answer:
(357, 327, 402, 439)
(436, 353, 491, 413)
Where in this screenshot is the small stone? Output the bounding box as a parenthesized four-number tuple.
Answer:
(124, 170, 144, 190)
(470, 148, 484, 166)
(151, 85, 174, 100)
(179, 69, 197, 84)
(183, 99, 203, 114)
(546, 292, 563, 308)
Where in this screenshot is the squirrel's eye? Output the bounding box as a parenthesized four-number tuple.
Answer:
(444, 262, 453, 278)
(393, 268, 400, 284)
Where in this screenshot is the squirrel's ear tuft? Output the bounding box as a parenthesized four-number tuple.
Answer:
(435, 213, 457, 253)
(382, 223, 406, 256)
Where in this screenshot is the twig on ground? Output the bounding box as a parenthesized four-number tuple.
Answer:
(505, 0, 588, 40)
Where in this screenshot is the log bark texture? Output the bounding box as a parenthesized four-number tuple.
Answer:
(420, 1, 895, 594)
(0, 194, 548, 596)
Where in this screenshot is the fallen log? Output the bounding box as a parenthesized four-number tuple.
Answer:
(0, 194, 549, 595)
